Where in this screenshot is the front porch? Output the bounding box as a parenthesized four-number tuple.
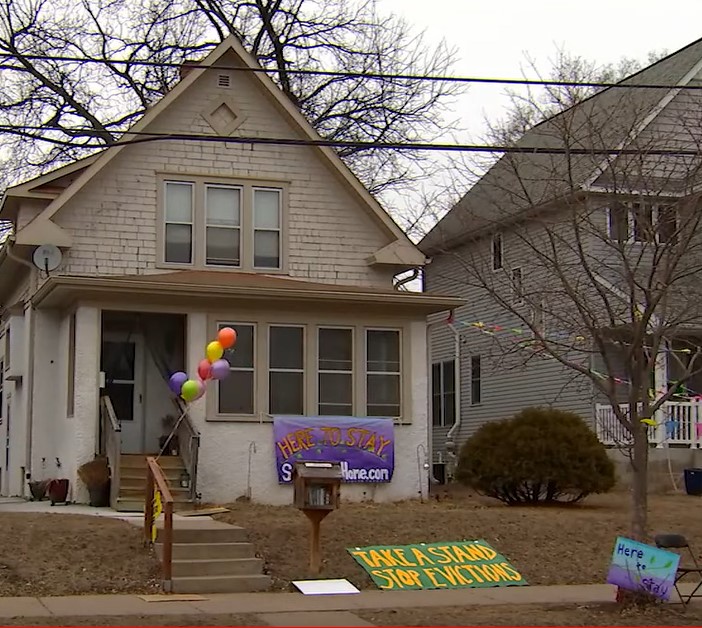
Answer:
(98, 310, 199, 511)
(596, 401, 702, 447)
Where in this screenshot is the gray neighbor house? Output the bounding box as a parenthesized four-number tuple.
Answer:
(419, 37, 702, 483)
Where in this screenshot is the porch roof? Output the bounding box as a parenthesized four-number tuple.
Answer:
(32, 270, 464, 315)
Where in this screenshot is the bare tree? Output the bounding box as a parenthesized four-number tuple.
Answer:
(0, 0, 460, 200)
(422, 57, 702, 540)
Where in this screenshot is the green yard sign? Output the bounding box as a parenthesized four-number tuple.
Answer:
(347, 540, 528, 590)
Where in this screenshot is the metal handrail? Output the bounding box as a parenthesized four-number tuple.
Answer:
(144, 456, 175, 591)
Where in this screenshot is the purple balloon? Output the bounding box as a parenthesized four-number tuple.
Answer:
(210, 359, 230, 380)
(169, 371, 188, 394)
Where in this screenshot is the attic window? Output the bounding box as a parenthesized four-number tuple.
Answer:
(217, 74, 232, 88)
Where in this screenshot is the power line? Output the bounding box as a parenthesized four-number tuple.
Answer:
(3, 124, 701, 156)
(1, 51, 700, 92)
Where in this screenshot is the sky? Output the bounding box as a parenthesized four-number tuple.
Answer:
(378, 0, 702, 142)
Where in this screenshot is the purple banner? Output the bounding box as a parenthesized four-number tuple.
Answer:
(273, 416, 394, 484)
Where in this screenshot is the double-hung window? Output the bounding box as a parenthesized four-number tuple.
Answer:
(318, 328, 354, 416)
(366, 330, 401, 417)
(269, 325, 304, 415)
(164, 182, 194, 264)
(205, 185, 241, 266)
(218, 323, 255, 415)
(432, 360, 455, 427)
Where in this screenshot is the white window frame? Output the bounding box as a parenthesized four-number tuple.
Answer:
(317, 326, 355, 416)
(163, 181, 195, 265)
(365, 328, 402, 418)
(252, 187, 283, 270)
(268, 324, 305, 416)
(607, 201, 678, 244)
(216, 322, 257, 417)
(204, 183, 242, 268)
(432, 359, 456, 428)
(491, 232, 503, 271)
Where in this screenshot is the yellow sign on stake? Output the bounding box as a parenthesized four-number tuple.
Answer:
(151, 489, 163, 543)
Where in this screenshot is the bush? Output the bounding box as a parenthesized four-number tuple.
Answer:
(455, 406, 616, 505)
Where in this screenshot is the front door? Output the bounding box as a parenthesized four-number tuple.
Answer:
(101, 332, 145, 454)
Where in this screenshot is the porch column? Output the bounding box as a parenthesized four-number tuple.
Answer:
(653, 343, 668, 448)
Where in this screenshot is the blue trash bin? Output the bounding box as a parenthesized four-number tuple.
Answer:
(684, 468, 702, 495)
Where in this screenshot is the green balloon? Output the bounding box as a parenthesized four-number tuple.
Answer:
(181, 379, 200, 402)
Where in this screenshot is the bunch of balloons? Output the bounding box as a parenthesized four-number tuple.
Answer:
(168, 327, 237, 402)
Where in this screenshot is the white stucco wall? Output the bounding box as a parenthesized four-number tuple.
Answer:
(188, 314, 429, 506)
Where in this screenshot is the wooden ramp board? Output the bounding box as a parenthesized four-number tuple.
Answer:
(178, 507, 230, 516)
(138, 594, 208, 602)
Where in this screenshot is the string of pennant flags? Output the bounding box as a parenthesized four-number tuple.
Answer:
(444, 313, 702, 430)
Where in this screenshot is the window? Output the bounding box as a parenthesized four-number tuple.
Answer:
(608, 201, 677, 244)
(492, 232, 503, 270)
(67, 313, 76, 417)
(470, 355, 481, 405)
(0, 359, 3, 424)
(366, 329, 401, 417)
(218, 323, 255, 415)
(432, 360, 455, 427)
(531, 301, 546, 337)
(206, 185, 241, 266)
(318, 328, 353, 415)
(164, 182, 194, 264)
(511, 267, 523, 305)
(269, 325, 304, 415)
(608, 204, 629, 242)
(253, 188, 282, 269)
(160, 178, 285, 270)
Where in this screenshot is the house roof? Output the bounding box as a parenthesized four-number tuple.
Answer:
(11, 36, 424, 267)
(32, 270, 464, 314)
(419, 37, 702, 255)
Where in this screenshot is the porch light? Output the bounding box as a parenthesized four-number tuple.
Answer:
(179, 471, 190, 489)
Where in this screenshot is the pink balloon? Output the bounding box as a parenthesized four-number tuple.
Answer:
(211, 359, 231, 380)
(192, 379, 206, 401)
(197, 359, 212, 380)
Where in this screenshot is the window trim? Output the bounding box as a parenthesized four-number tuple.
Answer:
(163, 180, 195, 265)
(204, 183, 243, 269)
(607, 200, 678, 245)
(317, 325, 355, 417)
(268, 324, 306, 416)
(214, 321, 257, 418)
(252, 187, 283, 271)
(432, 359, 456, 428)
(365, 327, 402, 419)
(156, 174, 289, 273)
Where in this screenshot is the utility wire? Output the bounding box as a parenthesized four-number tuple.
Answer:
(0, 52, 700, 91)
(3, 124, 701, 156)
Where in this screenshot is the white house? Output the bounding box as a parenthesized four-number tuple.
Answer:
(0, 36, 461, 509)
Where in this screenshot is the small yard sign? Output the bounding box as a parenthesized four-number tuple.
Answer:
(347, 540, 527, 590)
(150, 489, 162, 543)
(606, 536, 680, 601)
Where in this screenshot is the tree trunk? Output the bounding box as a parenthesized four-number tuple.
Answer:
(630, 427, 649, 541)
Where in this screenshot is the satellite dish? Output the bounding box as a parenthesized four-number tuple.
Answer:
(32, 244, 63, 272)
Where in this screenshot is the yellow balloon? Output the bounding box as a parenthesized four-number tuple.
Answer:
(206, 340, 224, 363)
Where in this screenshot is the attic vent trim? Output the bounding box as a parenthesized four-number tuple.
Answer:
(217, 74, 232, 88)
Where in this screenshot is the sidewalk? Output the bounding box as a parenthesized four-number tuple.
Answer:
(0, 584, 621, 619)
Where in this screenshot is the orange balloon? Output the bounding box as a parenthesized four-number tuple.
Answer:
(218, 327, 237, 349)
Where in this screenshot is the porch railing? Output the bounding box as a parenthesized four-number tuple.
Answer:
(144, 456, 174, 592)
(99, 395, 121, 508)
(596, 401, 702, 447)
(172, 397, 200, 503)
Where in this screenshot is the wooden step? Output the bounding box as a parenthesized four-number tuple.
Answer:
(156, 542, 257, 560)
(171, 557, 263, 577)
(170, 574, 271, 594)
(120, 454, 185, 469)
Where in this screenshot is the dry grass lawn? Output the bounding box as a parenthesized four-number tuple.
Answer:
(215, 489, 702, 591)
(0, 513, 161, 596)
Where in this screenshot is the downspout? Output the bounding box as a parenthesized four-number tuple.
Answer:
(446, 317, 461, 442)
(5, 237, 38, 483)
(394, 268, 420, 291)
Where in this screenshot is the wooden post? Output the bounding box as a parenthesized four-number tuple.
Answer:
(144, 466, 154, 546)
(304, 510, 330, 575)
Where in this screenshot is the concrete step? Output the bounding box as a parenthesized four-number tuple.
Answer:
(157, 542, 257, 560)
(171, 574, 272, 594)
(156, 524, 248, 544)
(115, 498, 194, 513)
(171, 557, 263, 577)
(120, 454, 185, 469)
(118, 486, 191, 498)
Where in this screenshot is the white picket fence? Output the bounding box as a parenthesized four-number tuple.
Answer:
(595, 401, 702, 447)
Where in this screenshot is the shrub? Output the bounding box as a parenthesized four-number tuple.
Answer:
(455, 406, 616, 505)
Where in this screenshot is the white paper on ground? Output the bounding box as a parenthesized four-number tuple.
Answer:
(292, 579, 361, 595)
